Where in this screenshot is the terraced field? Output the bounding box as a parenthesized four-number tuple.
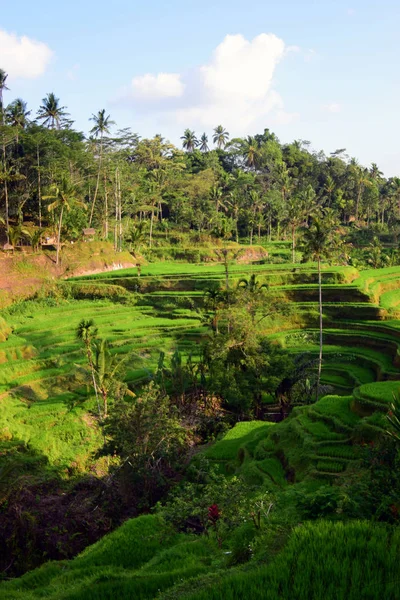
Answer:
(2, 259, 400, 473)
(2, 257, 400, 598)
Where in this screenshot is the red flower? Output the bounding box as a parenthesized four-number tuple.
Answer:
(208, 504, 220, 526)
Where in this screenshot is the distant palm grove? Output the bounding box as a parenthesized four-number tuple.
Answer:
(1, 67, 399, 260)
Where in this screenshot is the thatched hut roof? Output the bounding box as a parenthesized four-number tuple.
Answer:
(83, 228, 96, 236)
(3, 243, 14, 251)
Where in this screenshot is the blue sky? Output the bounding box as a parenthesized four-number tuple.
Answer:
(1, 0, 400, 174)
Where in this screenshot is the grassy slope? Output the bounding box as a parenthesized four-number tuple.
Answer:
(3, 257, 400, 596)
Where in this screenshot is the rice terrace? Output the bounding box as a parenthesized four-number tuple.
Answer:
(2, 9, 400, 596)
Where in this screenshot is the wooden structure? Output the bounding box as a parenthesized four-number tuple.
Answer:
(2, 243, 14, 253)
(82, 228, 96, 241)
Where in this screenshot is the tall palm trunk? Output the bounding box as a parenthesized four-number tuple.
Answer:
(37, 144, 42, 228)
(355, 183, 363, 221)
(4, 178, 9, 242)
(149, 208, 154, 248)
(84, 338, 102, 420)
(291, 224, 296, 263)
(56, 205, 64, 266)
(89, 134, 103, 225)
(316, 256, 323, 401)
(103, 170, 108, 239)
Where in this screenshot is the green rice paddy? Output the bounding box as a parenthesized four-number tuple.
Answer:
(2, 258, 400, 597)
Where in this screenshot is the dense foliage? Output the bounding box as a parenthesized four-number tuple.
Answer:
(2, 70, 400, 263)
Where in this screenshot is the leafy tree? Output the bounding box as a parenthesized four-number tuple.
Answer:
(103, 382, 189, 503)
(45, 176, 86, 265)
(0, 68, 9, 124)
(204, 308, 292, 415)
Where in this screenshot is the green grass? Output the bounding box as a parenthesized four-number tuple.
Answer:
(203, 422, 273, 461)
(176, 521, 400, 600)
(3, 513, 399, 600)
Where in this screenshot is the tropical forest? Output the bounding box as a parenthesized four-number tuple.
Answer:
(1, 64, 400, 600)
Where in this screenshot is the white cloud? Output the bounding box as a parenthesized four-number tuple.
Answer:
(116, 32, 298, 134)
(0, 29, 53, 78)
(323, 102, 341, 113)
(131, 73, 184, 99)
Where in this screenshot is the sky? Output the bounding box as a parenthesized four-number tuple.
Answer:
(1, 0, 400, 175)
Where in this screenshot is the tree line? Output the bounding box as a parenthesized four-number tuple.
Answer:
(1, 67, 400, 262)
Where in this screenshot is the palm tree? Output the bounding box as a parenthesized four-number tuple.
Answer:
(0, 69, 9, 125)
(0, 164, 24, 241)
(237, 274, 268, 294)
(181, 129, 198, 152)
(204, 287, 227, 334)
(241, 136, 261, 169)
(93, 338, 127, 418)
(214, 247, 244, 290)
(324, 175, 335, 205)
(213, 125, 229, 149)
(125, 220, 147, 255)
(76, 319, 102, 419)
(275, 161, 291, 203)
(88, 109, 115, 226)
(45, 176, 86, 265)
(7, 224, 29, 248)
(370, 163, 383, 181)
(300, 216, 337, 401)
(37, 93, 69, 129)
(286, 185, 317, 263)
(199, 133, 209, 152)
(6, 99, 31, 143)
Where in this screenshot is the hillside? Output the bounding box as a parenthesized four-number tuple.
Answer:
(1, 246, 400, 597)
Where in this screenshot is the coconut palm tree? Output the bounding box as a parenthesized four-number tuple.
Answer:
(0, 69, 9, 125)
(7, 224, 30, 248)
(286, 185, 317, 263)
(6, 99, 31, 143)
(213, 125, 229, 149)
(237, 274, 268, 294)
(76, 319, 102, 419)
(199, 133, 209, 152)
(125, 220, 147, 255)
(181, 129, 198, 152)
(300, 216, 338, 401)
(45, 176, 86, 265)
(88, 109, 115, 226)
(0, 164, 25, 241)
(93, 338, 128, 418)
(324, 175, 335, 205)
(370, 163, 384, 181)
(241, 136, 261, 169)
(37, 93, 69, 129)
